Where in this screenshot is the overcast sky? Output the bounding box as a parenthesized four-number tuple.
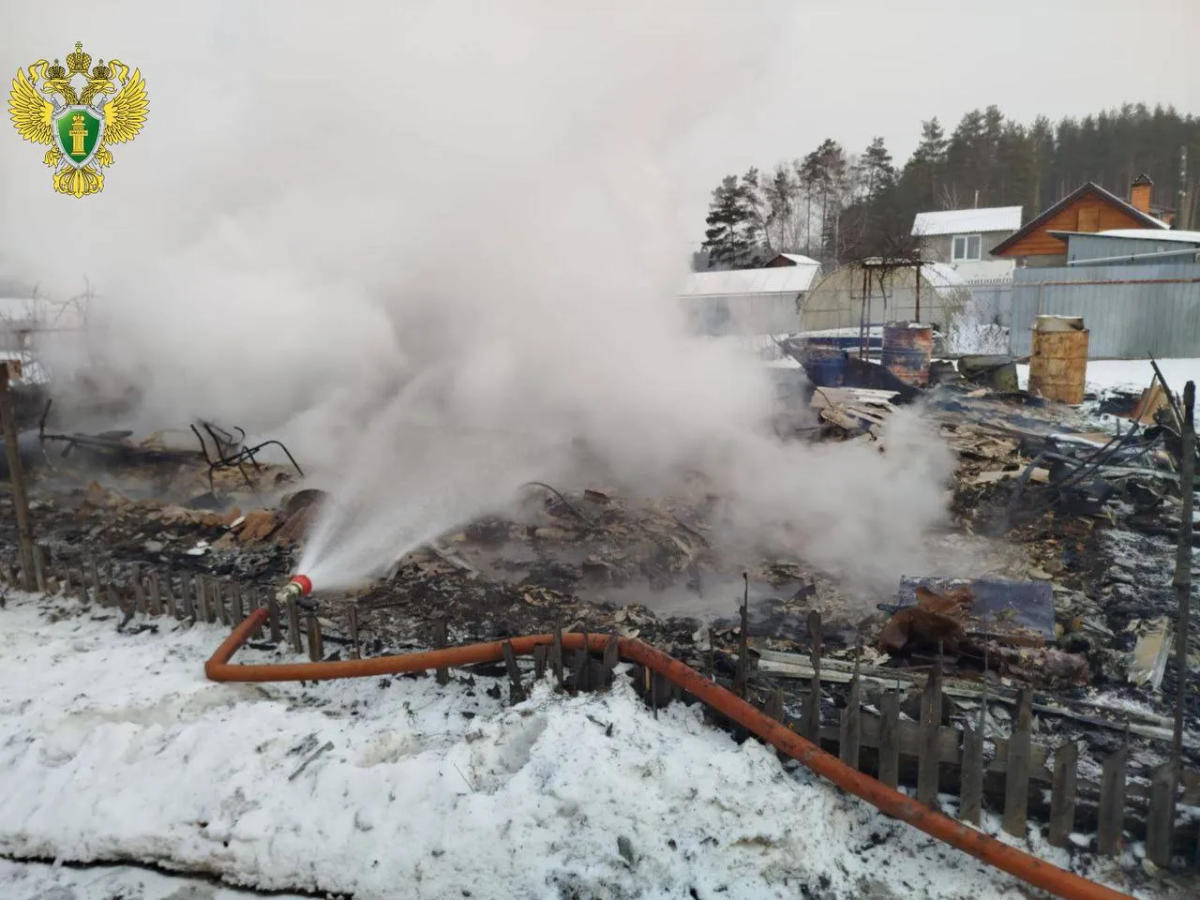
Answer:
(675, 0, 1200, 242)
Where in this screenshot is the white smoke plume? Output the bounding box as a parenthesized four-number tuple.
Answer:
(0, 1, 955, 595)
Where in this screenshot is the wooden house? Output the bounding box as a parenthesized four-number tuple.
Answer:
(991, 176, 1169, 267)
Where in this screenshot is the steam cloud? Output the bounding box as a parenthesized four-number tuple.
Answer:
(0, 1, 955, 596)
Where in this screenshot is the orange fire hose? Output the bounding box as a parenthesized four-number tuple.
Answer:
(207, 608, 1133, 900)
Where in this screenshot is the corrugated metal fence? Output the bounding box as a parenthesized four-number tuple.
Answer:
(1009, 263, 1200, 358)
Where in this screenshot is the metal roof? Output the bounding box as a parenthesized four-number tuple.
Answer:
(681, 263, 821, 298)
(1097, 228, 1200, 244)
(911, 206, 1023, 236)
(773, 253, 820, 266)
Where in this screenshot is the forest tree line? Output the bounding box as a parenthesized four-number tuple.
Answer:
(700, 103, 1200, 270)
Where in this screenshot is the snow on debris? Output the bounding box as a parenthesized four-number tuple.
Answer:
(0, 593, 1141, 900)
(1015, 358, 1200, 396)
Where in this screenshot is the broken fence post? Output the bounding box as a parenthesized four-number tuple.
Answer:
(32, 544, 46, 593)
(603, 632, 619, 684)
(90, 558, 102, 606)
(306, 613, 322, 662)
(960, 719, 985, 827)
(1002, 688, 1034, 839)
(839, 646, 862, 770)
(147, 571, 163, 617)
(501, 640, 525, 703)
(734, 573, 750, 699)
(180, 573, 195, 621)
(1048, 740, 1078, 849)
(572, 632, 590, 692)
(433, 619, 450, 685)
(287, 598, 303, 654)
(917, 655, 943, 808)
(229, 581, 244, 626)
(533, 644, 547, 680)
(878, 689, 900, 789)
(550, 618, 564, 686)
(764, 687, 785, 723)
(0, 364, 37, 593)
(803, 610, 822, 742)
(131, 564, 146, 616)
(267, 594, 282, 643)
(1097, 743, 1128, 857)
(348, 603, 361, 660)
(1146, 762, 1178, 869)
(197, 574, 213, 623)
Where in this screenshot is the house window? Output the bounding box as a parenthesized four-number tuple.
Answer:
(952, 234, 982, 262)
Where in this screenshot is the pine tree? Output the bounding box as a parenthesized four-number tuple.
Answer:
(701, 175, 766, 269)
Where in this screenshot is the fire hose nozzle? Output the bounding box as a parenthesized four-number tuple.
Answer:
(276, 574, 313, 605)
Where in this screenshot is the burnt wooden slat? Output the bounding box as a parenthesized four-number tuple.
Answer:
(348, 603, 361, 660)
(268, 595, 282, 643)
(960, 721, 985, 827)
(551, 618, 564, 686)
(878, 690, 900, 789)
(1097, 745, 1128, 857)
(803, 611, 822, 742)
(1002, 689, 1034, 838)
(839, 667, 862, 770)
(764, 687, 785, 723)
(433, 619, 450, 685)
(229, 582, 244, 626)
(197, 575, 214, 623)
(501, 641, 525, 703)
(917, 659, 943, 807)
(533, 644, 548, 680)
(131, 565, 146, 615)
(603, 633, 619, 677)
(287, 598, 303, 654)
(147, 571, 163, 617)
(1145, 763, 1177, 868)
(1048, 740, 1079, 848)
(306, 614, 322, 661)
(90, 559, 102, 606)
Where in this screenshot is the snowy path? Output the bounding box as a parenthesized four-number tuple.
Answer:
(0, 593, 1148, 900)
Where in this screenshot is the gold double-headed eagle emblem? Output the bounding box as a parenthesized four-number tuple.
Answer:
(8, 41, 148, 197)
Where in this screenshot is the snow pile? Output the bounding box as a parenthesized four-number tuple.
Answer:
(0, 858, 307, 900)
(0, 594, 1138, 899)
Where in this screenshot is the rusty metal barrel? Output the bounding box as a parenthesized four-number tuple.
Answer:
(881, 322, 933, 387)
(1028, 315, 1088, 404)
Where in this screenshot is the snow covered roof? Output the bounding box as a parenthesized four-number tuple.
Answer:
(773, 253, 820, 266)
(1098, 228, 1200, 244)
(681, 263, 821, 298)
(911, 206, 1022, 237)
(920, 261, 970, 290)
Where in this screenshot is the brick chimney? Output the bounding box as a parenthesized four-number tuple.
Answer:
(1130, 173, 1154, 214)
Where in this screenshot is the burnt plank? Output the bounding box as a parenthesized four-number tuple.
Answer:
(960, 722, 984, 827)
(287, 598, 303, 654)
(147, 571, 163, 617)
(501, 641, 525, 703)
(1048, 740, 1078, 848)
(877, 690, 900, 789)
(917, 660, 943, 807)
(1097, 745, 1128, 857)
(1002, 688, 1034, 838)
(267, 595, 282, 643)
(839, 669, 862, 770)
(433, 619, 450, 686)
(1145, 763, 1177, 869)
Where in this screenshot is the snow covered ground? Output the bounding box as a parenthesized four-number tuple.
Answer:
(0, 858, 308, 900)
(0, 593, 1155, 900)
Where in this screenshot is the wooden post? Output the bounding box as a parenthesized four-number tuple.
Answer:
(90, 558, 102, 606)
(1048, 740, 1078, 848)
(1146, 762, 1178, 869)
(1172, 382, 1195, 769)
(348, 603, 361, 660)
(764, 687, 785, 722)
(917, 656, 943, 807)
(32, 544, 46, 593)
(1002, 688, 1034, 838)
(572, 633, 589, 692)
(734, 573, 750, 698)
(197, 574, 213, 623)
(131, 565, 146, 615)
(0, 361, 36, 592)
(878, 689, 900, 789)
(306, 613, 322, 661)
(268, 595, 282, 643)
(533, 644, 547, 680)
(959, 720, 984, 826)
(603, 632, 619, 680)
(216, 579, 230, 626)
(433, 619, 450, 685)
(839, 648, 862, 770)
(147, 571, 163, 617)
(62, 566, 74, 599)
(246, 589, 262, 638)
(501, 641, 525, 703)
(287, 598, 303, 654)
(803, 610, 822, 742)
(179, 573, 195, 621)
(229, 581, 244, 625)
(551, 618, 564, 686)
(1098, 745, 1128, 857)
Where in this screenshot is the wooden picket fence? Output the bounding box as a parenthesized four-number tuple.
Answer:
(6, 544, 1199, 871)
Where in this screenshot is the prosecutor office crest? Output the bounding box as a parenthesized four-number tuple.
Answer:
(8, 41, 148, 197)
